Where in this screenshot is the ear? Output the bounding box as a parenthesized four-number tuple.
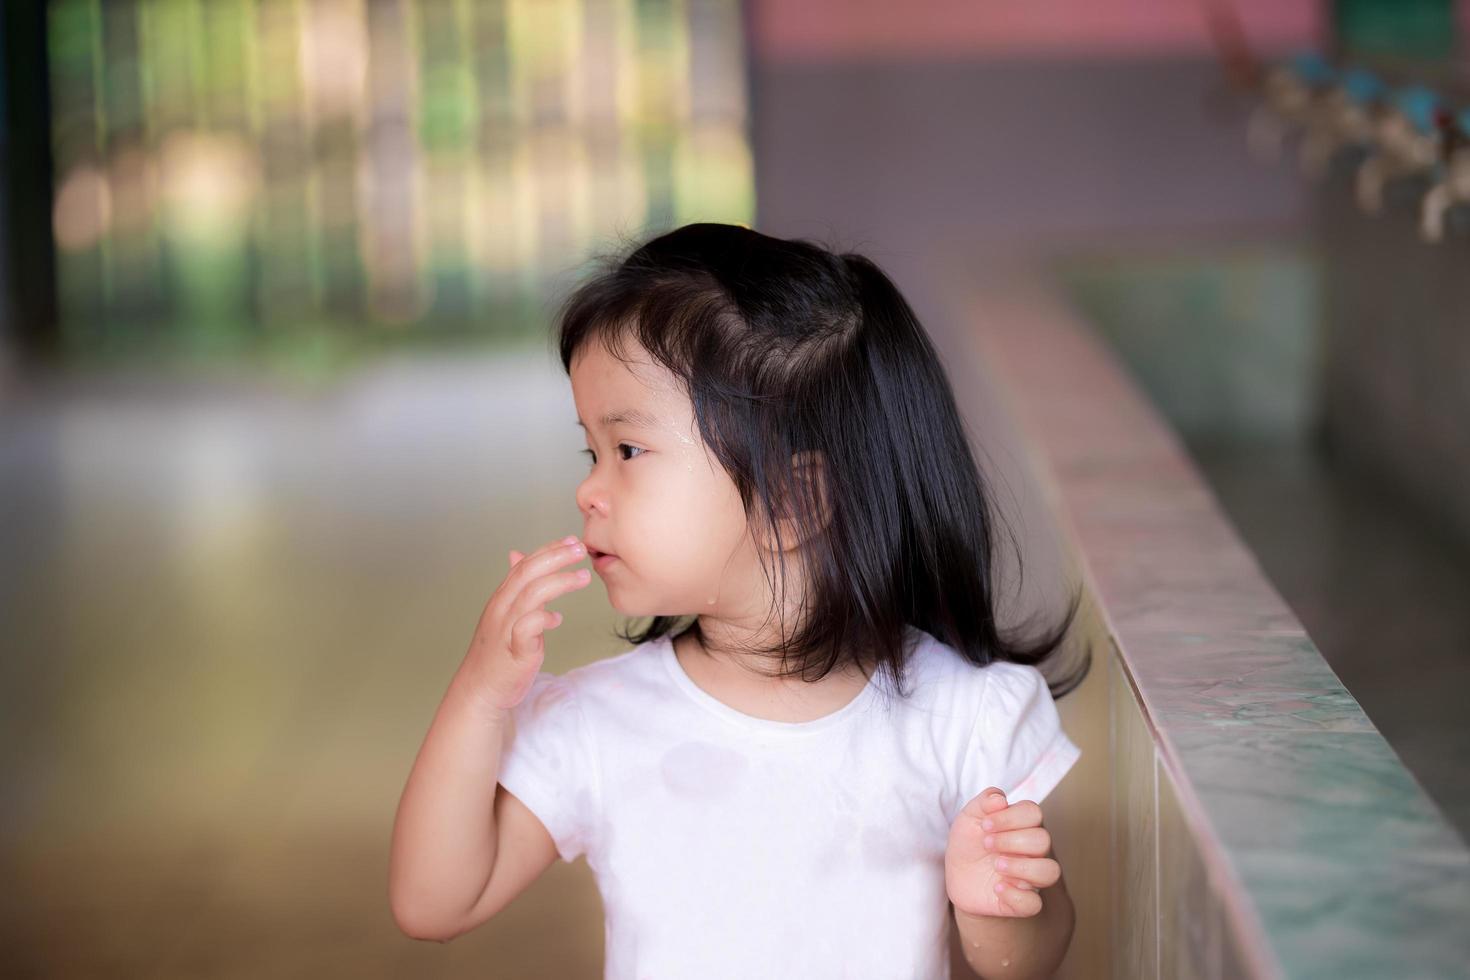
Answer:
(759, 449, 832, 554)
(792, 449, 832, 533)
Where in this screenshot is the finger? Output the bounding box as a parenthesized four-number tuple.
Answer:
(995, 881, 1042, 917)
(530, 536, 583, 563)
(505, 537, 567, 576)
(507, 566, 592, 624)
(513, 536, 582, 572)
(960, 787, 1009, 820)
(509, 608, 560, 662)
(983, 827, 1051, 857)
(994, 855, 1061, 889)
(494, 540, 587, 609)
(981, 799, 1043, 833)
(980, 788, 1010, 814)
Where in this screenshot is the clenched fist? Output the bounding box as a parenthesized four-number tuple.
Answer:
(945, 788, 1061, 919)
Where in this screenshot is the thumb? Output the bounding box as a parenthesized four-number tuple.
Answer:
(962, 787, 1009, 818)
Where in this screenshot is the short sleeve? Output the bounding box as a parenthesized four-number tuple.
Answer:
(496, 671, 601, 863)
(960, 662, 1080, 812)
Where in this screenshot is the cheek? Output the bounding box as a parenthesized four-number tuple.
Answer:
(629, 473, 745, 574)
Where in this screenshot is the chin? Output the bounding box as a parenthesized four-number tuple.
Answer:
(603, 586, 639, 617)
(605, 589, 678, 620)
(610, 598, 658, 618)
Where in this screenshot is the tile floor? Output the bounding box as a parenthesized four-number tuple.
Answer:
(0, 352, 618, 977)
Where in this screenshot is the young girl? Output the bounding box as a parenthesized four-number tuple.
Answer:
(389, 223, 1090, 979)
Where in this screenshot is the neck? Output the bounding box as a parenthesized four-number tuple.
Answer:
(682, 617, 867, 688)
(684, 546, 856, 684)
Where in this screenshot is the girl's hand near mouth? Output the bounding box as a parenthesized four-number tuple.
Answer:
(456, 535, 591, 712)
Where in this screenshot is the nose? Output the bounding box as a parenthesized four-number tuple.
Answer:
(576, 467, 606, 518)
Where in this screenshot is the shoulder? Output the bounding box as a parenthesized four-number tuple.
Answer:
(546, 636, 668, 715)
(901, 629, 1052, 723)
(900, 626, 1010, 696)
(976, 659, 1050, 707)
(563, 638, 659, 685)
(886, 627, 986, 724)
(972, 660, 1064, 751)
(899, 625, 967, 682)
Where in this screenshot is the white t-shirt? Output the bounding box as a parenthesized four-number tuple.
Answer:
(496, 624, 1081, 980)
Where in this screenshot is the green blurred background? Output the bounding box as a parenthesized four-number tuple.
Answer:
(32, 0, 753, 379)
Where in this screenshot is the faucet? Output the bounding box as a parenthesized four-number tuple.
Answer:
(1247, 53, 1335, 164)
(1355, 85, 1443, 214)
(1419, 109, 1470, 242)
(1298, 68, 1386, 178)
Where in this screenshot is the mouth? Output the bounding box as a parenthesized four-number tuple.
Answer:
(589, 548, 618, 570)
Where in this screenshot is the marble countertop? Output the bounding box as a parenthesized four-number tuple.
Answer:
(951, 270, 1470, 980)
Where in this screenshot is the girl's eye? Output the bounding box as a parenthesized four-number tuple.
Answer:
(580, 444, 644, 465)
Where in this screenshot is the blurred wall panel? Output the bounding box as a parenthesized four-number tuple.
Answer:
(43, 0, 754, 363)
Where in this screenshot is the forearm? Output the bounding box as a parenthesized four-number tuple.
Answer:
(389, 668, 513, 938)
(954, 876, 1074, 980)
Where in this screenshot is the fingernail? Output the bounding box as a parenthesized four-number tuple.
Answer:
(983, 835, 994, 849)
(996, 858, 1009, 871)
(563, 535, 579, 544)
(982, 818, 994, 830)
(578, 569, 591, 581)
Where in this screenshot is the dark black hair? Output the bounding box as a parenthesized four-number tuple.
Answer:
(553, 222, 1089, 702)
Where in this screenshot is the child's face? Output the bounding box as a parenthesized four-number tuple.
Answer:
(570, 338, 762, 618)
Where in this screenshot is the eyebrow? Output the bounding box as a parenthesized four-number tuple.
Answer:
(575, 408, 662, 430)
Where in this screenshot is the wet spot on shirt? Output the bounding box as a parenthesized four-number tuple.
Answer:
(660, 740, 749, 798)
(861, 823, 912, 870)
(810, 815, 856, 877)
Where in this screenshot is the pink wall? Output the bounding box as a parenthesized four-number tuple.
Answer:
(752, 0, 1324, 62)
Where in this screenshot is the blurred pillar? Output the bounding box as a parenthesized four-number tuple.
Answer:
(1, 2, 60, 366)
